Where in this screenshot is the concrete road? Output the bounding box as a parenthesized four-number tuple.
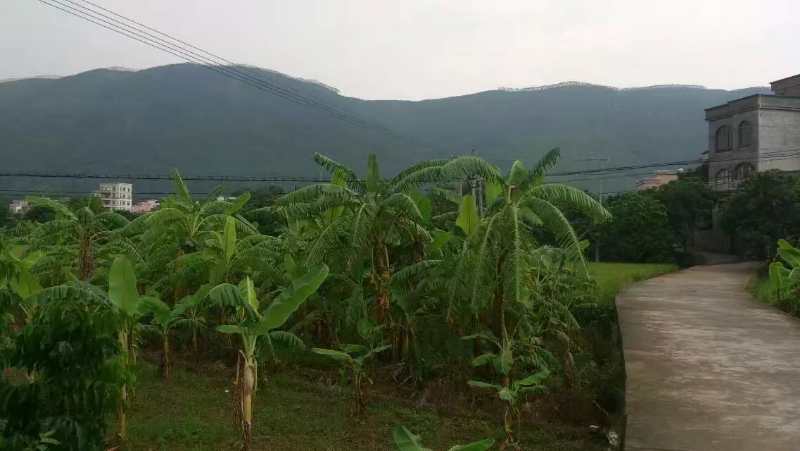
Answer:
(617, 263, 800, 451)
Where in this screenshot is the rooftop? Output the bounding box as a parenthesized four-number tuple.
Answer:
(705, 73, 800, 119)
(705, 94, 800, 120)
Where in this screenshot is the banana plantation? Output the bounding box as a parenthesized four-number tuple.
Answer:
(0, 150, 628, 450)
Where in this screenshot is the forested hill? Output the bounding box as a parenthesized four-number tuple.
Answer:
(0, 63, 766, 196)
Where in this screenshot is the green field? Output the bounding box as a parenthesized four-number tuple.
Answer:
(127, 361, 602, 451)
(124, 263, 676, 451)
(588, 262, 678, 304)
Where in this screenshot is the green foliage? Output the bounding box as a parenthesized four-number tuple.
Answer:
(596, 192, 675, 263)
(649, 175, 716, 252)
(767, 239, 800, 314)
(312, 341, 390, 414)
(0, 292, 125, 450)
(0, 146, 638, 449)
(721, 171, 800, 259)
(392, 426, 495, 451)
(455, 195, 479, 237)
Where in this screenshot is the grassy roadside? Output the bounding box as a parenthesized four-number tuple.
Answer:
(748, 268, 772, 305)
(588, 262, 678, 304)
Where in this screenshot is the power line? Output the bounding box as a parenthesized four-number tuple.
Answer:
(3, 149, 796, 183)
(36, 0, 426, 148)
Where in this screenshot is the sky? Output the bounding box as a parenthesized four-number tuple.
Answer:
(2, 0, 799, 100)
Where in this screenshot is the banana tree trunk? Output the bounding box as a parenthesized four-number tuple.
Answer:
(353, 368, 365, 416)
(161, 332, 171, 381)
(493, 253, 507, 339)
(502, 404, 514, 446)
(192, 326, 199, 359)
(374, 243, 392, 322)
(241, 355, 256, 451)
(118, 384, 128, 441)
(117, 330, 129, 441)
(78, 235, 93, 281)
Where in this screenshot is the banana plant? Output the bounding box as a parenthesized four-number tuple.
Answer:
(203, 216, 283, 285)
(26, 196, 129, 281)
(463, 332, 549, 446)
(139, 285, 210, 381)
(0, 244, 43, 323)
(277, 153, 433, 324)
(400, 149, 610, 340)
(392, 426, 495, 451)
(312, 341, 390, 415)
(144, 170, 255, 299)
(769, 239, 800, 312)
(107, 255, 147, 441)
(209, 264, 329, 451)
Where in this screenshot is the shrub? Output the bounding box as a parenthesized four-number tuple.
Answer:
(596, 192, 675, 263)
(0, 294, 125, 451)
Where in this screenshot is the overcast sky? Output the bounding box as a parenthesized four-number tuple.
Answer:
(2, 0, 798, 100)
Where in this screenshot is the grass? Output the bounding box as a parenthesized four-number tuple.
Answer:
(126, 360, 606, 451)
(751, 273, 773, 304)
(588, 262, 678, 304)
(123, 263, 679, 451)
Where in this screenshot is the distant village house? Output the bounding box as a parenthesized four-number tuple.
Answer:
(8, 199, 29, 215)
(636, 170, 680, 191)
(132, 199, 159, 214)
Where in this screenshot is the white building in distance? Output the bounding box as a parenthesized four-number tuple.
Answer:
(98, 182, 133, 212)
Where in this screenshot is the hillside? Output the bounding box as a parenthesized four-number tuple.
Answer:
(0, 64, 767, 197)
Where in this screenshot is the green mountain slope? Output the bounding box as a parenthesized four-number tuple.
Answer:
(0, 64, 766, 196)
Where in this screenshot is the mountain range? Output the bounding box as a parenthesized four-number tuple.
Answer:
(0, 63, 768, 197)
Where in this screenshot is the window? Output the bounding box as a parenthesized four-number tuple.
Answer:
(715, 125, 732, 151)
(734, 163, 754, 181)
(738, 121, 752, 147)
(715, 168, 732, 189)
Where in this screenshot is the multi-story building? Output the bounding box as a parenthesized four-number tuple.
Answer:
(8, 199, 29, 215)
(98, 182, 133, 211)
(705, 74, 800, 191)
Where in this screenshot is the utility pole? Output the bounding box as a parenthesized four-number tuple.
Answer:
(576, 156, 610, 262)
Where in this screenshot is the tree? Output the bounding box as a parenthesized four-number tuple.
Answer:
(139, 286, 209, 380)
(142, 171, 255, 299)
(209, 265, 329, 451)
(650, 175, 716, 251)
(0, 243, 43, 323)
(26, 196, 129, 281)
(0, 284, 125, 451)
(720, 171, 800, 258)
(277, 153, 433, 323)
(106, 256, 146, 441)
(413, 149, 608, 335)
(596, 192, 675, 263)
(312, 342, 390, 415)
(236, 186, 285, 236)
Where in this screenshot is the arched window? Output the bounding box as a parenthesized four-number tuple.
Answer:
(715, 125, 732, 151)
(738, 121, 752, 147)
(715, 168, 732, 189)
(734, 163, 755, 181)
